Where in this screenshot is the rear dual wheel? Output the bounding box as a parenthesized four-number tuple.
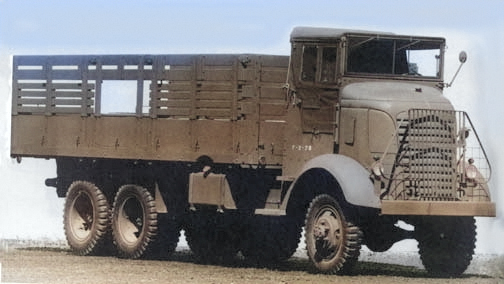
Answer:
(111, 184, 181, 259)
(111, 185, 158, 259)
(63, 181, 111, 256)
(64, 182, 180, 259)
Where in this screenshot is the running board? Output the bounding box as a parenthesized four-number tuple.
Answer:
(254, 208, 286, 216)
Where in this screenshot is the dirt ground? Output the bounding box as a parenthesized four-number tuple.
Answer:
(1, 242, 503, 284)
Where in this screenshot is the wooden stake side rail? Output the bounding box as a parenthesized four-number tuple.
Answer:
(12, 54, 289, 119)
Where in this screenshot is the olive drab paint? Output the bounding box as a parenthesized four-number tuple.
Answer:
(10, 27, 495, 277)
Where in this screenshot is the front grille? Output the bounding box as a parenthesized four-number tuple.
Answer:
(385, 108, 491, 203)
(402, 109, 458, 200)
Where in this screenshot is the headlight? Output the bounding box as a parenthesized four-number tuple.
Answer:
(465, 158, 478, 180)
(371, 161, 384, 177)
(458, 127, 470, 141)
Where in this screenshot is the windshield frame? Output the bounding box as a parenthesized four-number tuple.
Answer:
(343, 33, 445, 81)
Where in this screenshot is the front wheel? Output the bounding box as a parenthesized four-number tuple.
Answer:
(111, 185, 157, 259)
(304, 194, 362, 274)
(416, 216, 476, 277)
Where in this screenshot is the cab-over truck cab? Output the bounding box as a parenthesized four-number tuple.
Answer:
(280, 27, 494, 276)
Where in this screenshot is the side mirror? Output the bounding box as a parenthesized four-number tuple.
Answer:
(459, 51, 467, 63)
(445, 51, 467, 88)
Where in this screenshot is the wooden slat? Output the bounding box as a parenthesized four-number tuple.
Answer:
(259, 55, 290, 67)
(154, 83, 233, 94)
(18, 83, 95, 90)
(155, 100, 191, 108)
(16, 106, 92, 114)
(16, 83, 47, 90)
(195, 109, 232, 118)
(202, 68, 234, 81)
(52, 91, 94, 98)
(52, 107, 93, 114)
(47, 70, 82, 80)
(198, 82, 234, 91)
(17, 98, 47, 105)
(261, 68, 288, 83)
(259, 103, 286, 116)
(17, 91, 47, 97)
(156, 108, 190, 116)
(52, 83, 95, 90)
(195, 100, 232, 109)
(260, 85, 285, 99)
(54, 98, 92, 106)
(201, 55, 235, 65)
(238, 69, 255, 81)
(166, 69, 193, 81)
(165, 83, 192, 92)
(19, 91, 93, 97)
(16, 106, 46, 113)
(14, 70, 47, 80)
(153, 92, 191, 100)
(196, 91, 232, 100)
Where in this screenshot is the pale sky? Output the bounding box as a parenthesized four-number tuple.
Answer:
(1, 0, 503, 254)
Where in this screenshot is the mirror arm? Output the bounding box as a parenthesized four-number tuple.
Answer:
(445, 62, 464, 88)
(445, 51, 467, 88)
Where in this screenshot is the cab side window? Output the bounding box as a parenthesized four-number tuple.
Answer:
(301, 45, 317, 82)
(301, 45, 338, 83)
(321, 47, 337, 83)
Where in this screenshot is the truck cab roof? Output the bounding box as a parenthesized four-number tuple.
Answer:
(290, 26, 393, 42)
(290, 26, 444, 43)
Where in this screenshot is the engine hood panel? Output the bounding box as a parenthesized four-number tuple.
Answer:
(340, 82, 453, 116)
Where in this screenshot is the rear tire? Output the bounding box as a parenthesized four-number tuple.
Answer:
(304, 194, 362, 275)
(111, 185, 157, 259)
(63, 181, 110, 256)
(416, 216, 476, 277)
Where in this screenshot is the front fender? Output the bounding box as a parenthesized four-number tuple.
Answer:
(286, 154, 380, 208)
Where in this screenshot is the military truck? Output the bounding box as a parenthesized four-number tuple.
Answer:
(10, 27, 495, 277)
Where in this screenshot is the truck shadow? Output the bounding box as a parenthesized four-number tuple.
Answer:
(167, 250, 492, 279)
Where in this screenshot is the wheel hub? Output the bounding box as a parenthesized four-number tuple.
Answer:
(313, 210, 342, 260)
(70, 191, 94, 240)
(118, 197, 144, 244)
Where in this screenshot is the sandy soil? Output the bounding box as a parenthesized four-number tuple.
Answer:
(1, 241, 503, 284)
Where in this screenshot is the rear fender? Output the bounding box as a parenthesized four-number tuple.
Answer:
(283, 154, 380, 209)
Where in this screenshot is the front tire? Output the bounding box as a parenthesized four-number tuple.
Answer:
(111, 185, 157, 259)
(305, 194, 362, 274)
(63, 181, 110, 256)
(416, 216, 476, 277)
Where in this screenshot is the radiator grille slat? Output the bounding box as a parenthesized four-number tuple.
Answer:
(397, 109, 458, 201)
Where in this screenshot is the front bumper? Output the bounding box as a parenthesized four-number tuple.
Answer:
(381, 200, 496, 217)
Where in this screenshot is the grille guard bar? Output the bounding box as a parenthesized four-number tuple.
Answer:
(380, 109, 491, 203)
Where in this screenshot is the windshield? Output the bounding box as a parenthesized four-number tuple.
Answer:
(346, 35, 443, 78)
